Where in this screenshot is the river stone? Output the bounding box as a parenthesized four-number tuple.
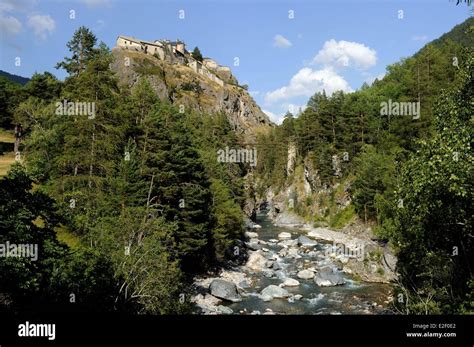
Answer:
(260, 285, 290, 299)
(217, 305, 234, 314)
(287, 247, 300, 258)
(314, 266, 346, 287)
(281, 278, 300, 287)
(246, 251, 267, 271)
(265, 260, 274, 268)
(272, 262, 282, 270)
(246, 241, 261, 251)
(298, 235, 318, 247)
(209, 279, 242, 302)
(297, 269, 315, 280)
(278, 232, 292, 240)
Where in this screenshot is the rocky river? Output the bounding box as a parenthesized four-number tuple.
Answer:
(192, 213, 395, 315)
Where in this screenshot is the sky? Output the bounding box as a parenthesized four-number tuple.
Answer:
(0, 0, 471, 124)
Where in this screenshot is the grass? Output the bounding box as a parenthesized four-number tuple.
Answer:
(34, 217, 81, 249)
(0, 129, 15, 143)
(55, 225, 81, 248)
(0, 152, 16, 177)
(329, 204, 356, 229)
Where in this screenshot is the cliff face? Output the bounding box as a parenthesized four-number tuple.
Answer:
(111, 47, 272, 136)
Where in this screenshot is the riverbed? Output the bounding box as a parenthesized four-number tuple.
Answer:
(194, 213, 394, 315)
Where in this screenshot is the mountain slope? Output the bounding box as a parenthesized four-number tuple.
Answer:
(111, 47, 272, 137)
(0, 70, 30, 85)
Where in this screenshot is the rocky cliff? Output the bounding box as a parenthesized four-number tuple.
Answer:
(111, 47, 272, 137)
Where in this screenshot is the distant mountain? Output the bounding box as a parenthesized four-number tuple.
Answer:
(0, 70, 30, 85)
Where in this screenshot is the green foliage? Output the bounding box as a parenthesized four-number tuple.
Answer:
(210, 179, 244, 262)
(56, 26, 99, 76)
(1, 27, 248, 314)
(0, 165, 121, 313)
(0, 76, 24, 128)
(329, 204, 356, 229)
(390, 50, 473, 314)
(192, 46, 203, 62)
(351, 145, 398, 222)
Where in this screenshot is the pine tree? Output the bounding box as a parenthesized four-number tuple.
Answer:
(56, 26, 98, 76)
(192, 46, 203, 62)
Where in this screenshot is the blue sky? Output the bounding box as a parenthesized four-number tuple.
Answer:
(0, 0, 471, 123)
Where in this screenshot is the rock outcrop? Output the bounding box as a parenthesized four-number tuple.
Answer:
(111, 47, 272, 137)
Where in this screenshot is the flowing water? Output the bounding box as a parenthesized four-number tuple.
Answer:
(226, 214, 394, 315)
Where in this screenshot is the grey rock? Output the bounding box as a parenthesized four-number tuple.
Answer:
(209, 279, 242, 302)
(298, 235, 318, 247)
(260, 285, 290, 299)
(297, 269, 315, 280)
(217, 305, 234, 314)
(314, 266, 345, 287)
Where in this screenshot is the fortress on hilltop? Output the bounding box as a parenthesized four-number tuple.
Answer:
(116, 35, 234, 87)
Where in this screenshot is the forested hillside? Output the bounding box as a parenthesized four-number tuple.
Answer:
(255, 17, 473, 313)
(0, 27, 254, 314)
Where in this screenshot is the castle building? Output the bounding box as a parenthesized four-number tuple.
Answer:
(116, 35, 227, 87)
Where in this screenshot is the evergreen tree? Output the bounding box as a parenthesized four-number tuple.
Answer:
(56, 26, 98, 76)
(192, 46, 203, 62)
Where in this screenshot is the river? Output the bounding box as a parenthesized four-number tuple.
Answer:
(221, 213, 394, 315)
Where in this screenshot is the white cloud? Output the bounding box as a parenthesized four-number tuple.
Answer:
(313, 39, 377, 70)
(263, 109, 283, 124)
(273, 34, 292, 48)
(412, 35, 428, 41)
(0, 0, 36, 13)
(283, 103, 307, 115)
(364, 72, 386, 85)
(27, 14, 55, 41)
(0, 14, 22, 37)
(264, 67, 352, 104)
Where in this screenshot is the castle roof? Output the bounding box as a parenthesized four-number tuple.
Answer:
(118, 35, 164, 47)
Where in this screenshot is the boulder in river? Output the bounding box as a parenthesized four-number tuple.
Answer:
(297, 269, 315, 280)
(278, 232, 292, 240)
(281, 278, 300, 287)
(298, 235, 318, 247)
(246, 241, 261, 251)
(245, 251, 267, 271)
(209, 279, 242, 302)
(314, 266, 345, 287)
(260, 285, 290, 300)
(217, 305, 234, 314)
